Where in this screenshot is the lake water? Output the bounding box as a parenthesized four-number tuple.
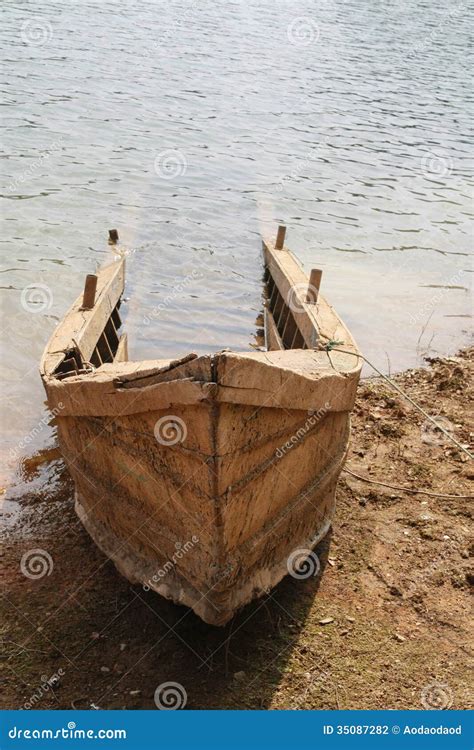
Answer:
(1, 0, 472, 486)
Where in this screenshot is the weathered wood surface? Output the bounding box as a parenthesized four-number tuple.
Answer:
(215, 350, 360, 412)
(263, 237, 359, 355)
(40, 234, 362, 626)
(264, 307, 284, 351)
(40, 259, 125, 377)
(115, 333, 128, 362)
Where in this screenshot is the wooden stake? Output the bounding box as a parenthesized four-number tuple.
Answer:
(306, 269, 322, 303)
(82, 274, 98, 310)
(109, 229, 119, 244)
(275, 225, 286, 250)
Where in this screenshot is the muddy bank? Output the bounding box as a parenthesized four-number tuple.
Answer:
(1, 349, 472, 710)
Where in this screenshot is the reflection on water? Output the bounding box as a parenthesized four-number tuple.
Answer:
(1, 0, 472, 487)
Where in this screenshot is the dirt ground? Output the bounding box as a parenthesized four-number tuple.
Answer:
(1, 349, 473, 711)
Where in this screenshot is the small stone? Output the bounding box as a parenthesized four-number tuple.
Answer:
(120, 643, 127, 651)
(319, 617, 334, 625)
(91, 632, 100, 640)
(129, 690, 141, 696)
(394, 634, 406, 642)
(340, 629, 349, 636)
(233, 671, 246, 682)
(100, 666, 110, 673)
(346, 616, 355, 622)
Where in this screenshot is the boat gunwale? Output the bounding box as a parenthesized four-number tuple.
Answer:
(40, 235, 362, 392)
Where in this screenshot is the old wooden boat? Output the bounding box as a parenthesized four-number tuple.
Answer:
(40, 225, 361, 626)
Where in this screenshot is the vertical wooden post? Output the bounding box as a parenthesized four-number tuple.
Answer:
(82, 274, 98, 310)
(306, 268, 322, 303)
(275, 225, 286, 250)
(109, 229, 119, 244)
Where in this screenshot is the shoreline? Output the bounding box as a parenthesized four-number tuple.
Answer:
(1, 348, 472, 710)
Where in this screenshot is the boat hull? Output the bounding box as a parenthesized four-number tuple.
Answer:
(40, 231, 362, 626)
(56, 397, 350, 626)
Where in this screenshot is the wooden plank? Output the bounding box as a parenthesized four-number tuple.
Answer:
(263, 238, 359, 354)
(215, 350, 360, 412)
(40, 259, 125, 377)
(115, 354, 212, 389)
(115, 333, 128, 362)
(45, 375, 216, 417)
(264, 307, 284, 351)
(263, 240, 318, 348)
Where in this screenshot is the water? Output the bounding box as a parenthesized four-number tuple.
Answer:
(1, 0, 472, 486)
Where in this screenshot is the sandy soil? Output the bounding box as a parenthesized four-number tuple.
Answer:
(1, 349, 472, 711)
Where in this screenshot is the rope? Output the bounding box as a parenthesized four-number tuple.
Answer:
(319, 341, 473, 460)
(342, 467, 473, 499)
